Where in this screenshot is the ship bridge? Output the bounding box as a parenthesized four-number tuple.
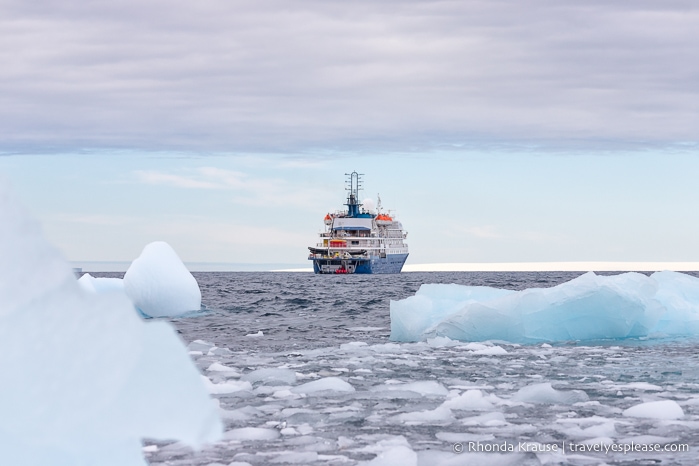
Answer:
(332, 217, 373, 231)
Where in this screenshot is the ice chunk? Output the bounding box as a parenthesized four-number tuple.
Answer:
(78, 273, 125, 294)
(123, 241, 201, 317)
(461, 412, 508, 426)
(223, 427, 280, 441)
(512, 383, 589, 404)
(0, 181, 222, 465)
(270, 451, 319, 463)
(371, 380, 449, 397)
(392, 406, 454, 425)
(188, 339, 215, 352)
(622, 399, 684, 420)
(358, 436, 417, 466)
(441, 389, 495, 411)
(390, 271, 699, 343)
(207, 362, 241, 375)
(242, 368, 297, 385)
(435, 432, 495, 442)
(556, 418, 617, 439)
(290, 377, 355, 394)
(359, 446, 417, 466)
(472, 346, 508, 355)
(201, 377, 253, 394)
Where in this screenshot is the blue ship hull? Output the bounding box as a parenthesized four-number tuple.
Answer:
(311, 253, 409, 274)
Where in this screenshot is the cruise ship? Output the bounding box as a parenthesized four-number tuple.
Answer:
(308, 172, 409, 274)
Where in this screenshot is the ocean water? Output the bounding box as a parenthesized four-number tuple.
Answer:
(97, 271, 699, 465)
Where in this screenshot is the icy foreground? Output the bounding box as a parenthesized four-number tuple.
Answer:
(0, 183, 222, 465)
(148, 337, 699, 465)
(124, 241, 202, 318)
(391, 271, 699, 343)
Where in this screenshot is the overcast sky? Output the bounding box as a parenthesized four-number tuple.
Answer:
(1, 1, 697, 268)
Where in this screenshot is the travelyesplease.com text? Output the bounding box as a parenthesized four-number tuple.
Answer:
(452, 441, 689, 455)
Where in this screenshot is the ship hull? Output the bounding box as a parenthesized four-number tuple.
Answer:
(311, 253, 409, 274)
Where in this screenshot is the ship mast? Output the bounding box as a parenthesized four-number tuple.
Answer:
(344, 171, 363, 217)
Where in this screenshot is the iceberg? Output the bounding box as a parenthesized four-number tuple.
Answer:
(124, 241, 202, 317)
(391, 271, 699, 343)
(0, 182, 222, 465)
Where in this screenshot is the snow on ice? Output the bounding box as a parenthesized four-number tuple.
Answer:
(391, 271, 699, 343)
(0, 182, 222, 465)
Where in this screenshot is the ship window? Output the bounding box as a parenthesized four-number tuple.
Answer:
(351, 241, 359, 245)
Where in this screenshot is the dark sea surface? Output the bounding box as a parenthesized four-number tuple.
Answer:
(180, 271, 618, 351)
(94, 271, 699, 465)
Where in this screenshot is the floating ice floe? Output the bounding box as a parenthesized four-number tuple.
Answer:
(512, 382, 590, 405)
(241, 368, 297, 385)
(124, 241, 202, 317)
(391, 271, 699, 343)
(0, 182, 222, 465)
(623, 399, 685, 420)
(290, 377, 355, 394)
(441, 389, 496, 411)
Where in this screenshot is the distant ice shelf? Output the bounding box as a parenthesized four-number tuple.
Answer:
(390, 270, 699, 343)
(402, 262, 699, 272)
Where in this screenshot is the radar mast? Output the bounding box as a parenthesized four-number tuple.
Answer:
(344, 171, 363, 217)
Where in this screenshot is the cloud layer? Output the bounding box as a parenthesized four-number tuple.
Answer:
(1, 0, 697, 153)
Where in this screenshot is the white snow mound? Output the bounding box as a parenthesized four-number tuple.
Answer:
(391, 271, 699, 343)
(0, 181, 222, 466)
(124, 241, 201, 317)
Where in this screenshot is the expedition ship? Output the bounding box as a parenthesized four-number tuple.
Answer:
(308, 172, 409, 274)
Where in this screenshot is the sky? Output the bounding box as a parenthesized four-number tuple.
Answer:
(1, 1, 698, 270)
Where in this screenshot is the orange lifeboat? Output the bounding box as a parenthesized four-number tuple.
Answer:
(324, 213, 333, 226)
(375, 213, 393, 226)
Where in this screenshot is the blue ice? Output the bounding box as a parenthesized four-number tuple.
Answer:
(390, 271, 699, 343)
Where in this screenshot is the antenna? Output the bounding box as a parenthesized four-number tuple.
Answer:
(344, 171, 364, 217)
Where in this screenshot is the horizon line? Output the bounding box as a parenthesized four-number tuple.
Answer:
(274, 261, 699, 272)
(71, 260, 699, 273)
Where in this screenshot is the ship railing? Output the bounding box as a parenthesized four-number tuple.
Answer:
(308, 251, 370, 260)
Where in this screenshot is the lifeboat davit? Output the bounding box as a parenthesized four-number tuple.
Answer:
(324, 213, 333, 226)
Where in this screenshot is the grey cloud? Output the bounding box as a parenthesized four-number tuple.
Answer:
(1, 0, 697, 154)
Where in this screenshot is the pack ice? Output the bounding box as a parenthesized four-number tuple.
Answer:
(0, 182, 222, 465)
(391, 271, 699, 343)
